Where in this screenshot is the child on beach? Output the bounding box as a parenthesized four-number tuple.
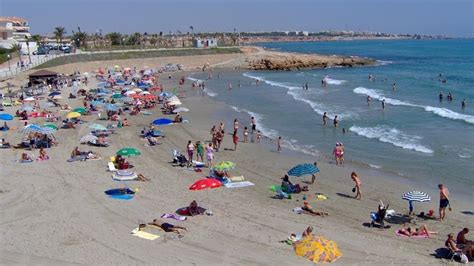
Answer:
(256, 130, 262, 143)
(206, 143, 214, 167)
(243, 127, 249, 143)
(351, 172, 362, 200)
(195, 141, 204, 162)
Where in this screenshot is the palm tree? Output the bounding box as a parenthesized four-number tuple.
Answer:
(72, 31, 87, 48)
(53, 26, 66, 44)
(106, 32, 122, 46)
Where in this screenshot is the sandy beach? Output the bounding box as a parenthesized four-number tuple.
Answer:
(1, 50, 473, 265)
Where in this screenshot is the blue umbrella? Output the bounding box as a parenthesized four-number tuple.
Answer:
(0, 113, 13, 120)
(39, 126, 57, 135)
(152, 118, 173, 125)
(106, 104, 119, 111)
(287, 163, 320, 177)
(21, 124, 42, 133)
(48, 91, 61, 97)
(90, 100, 105, 106)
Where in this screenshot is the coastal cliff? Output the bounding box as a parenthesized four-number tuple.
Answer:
(241, 47, 375, 70)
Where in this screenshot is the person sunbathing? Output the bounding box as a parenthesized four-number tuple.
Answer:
(302, 226, 313, 237)
(0, 138, 11, 148)
(137, 173, 150, 182)
(187, 200, 204, 216)
(398, 224, 437, 237)
(147, 219, 187, 234)
(20, 153, 33, 163)
(446, 233, 463, 254)
(302, 202, 328, 216)
(38, 148, 49, 160)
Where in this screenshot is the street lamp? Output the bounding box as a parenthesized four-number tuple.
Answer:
(7, 54, 11, 71)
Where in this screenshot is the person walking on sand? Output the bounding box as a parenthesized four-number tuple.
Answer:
(206, 143, 214, 167)
(277, 136, 282, 152)
(351, 172, 362, 200)
(196, 141, 204, 162)
(323, 112, 328, 126)
(438, 184, 450, 221)
(232, 131, 239, 151)
(243, 126, 249, 143)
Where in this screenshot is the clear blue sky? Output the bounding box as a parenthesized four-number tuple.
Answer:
(1, 0, 473, 37)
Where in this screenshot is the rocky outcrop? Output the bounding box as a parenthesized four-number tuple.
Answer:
(244, 50, 375, 71)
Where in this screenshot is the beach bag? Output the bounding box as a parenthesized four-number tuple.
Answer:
(460, 253, 469, 264)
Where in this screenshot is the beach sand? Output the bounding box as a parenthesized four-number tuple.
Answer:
(1, 53, 473, 265)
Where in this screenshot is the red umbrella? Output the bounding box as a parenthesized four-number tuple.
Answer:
(189, 178, 221, 190)
(189, 178, 221, 215)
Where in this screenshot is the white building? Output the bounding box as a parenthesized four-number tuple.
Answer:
(193, 38, 218, 48)
(0, 17, 31, 41)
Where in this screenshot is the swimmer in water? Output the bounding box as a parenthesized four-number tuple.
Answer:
(392, 83, 396, 91)
(439, 92, 443, 102)
(367, 95, 372, 106)
(462, 99, 466, 109)
(323, 112, 328, 126)
(333, 115, 339, 128)
(382, 99, 386, 109)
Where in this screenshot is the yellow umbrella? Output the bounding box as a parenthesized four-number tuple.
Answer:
(66, 112, 81, 119)
(293, 235, 342, 263)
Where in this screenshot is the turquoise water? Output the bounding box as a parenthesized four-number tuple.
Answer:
(190, 39, 474, 195)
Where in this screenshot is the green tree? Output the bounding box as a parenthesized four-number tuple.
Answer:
(105, 32, 122, 46)
(53, 26, 66, 44)
(72, 31, 88, 48)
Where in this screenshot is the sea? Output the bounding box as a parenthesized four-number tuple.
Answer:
(188, 39, 474, 196)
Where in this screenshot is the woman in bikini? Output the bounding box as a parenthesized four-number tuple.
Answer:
(398, 224, 437, 237)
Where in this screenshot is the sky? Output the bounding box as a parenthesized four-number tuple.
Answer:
(1, 0, 473, 37)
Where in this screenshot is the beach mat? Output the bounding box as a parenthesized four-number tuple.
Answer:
(131, 228, 160, 240)
(229, 176, 245, 182)
(395, 230, 430, 239)
(108, 194, 134, 200)
(224, 181, 255, 188)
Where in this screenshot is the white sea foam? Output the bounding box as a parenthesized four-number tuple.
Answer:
(324, 77, 346, 85)
(353, 87, 474, 124)
(243, 73, 353, 119)
(349, 125, 434, 154)
(187, 76, 218, 97)
(369, 164, 382, 169)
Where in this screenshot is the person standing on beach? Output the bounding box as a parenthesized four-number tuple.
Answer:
(233, 118, 239, 133)
(243, 127, 249, 143)
(187, 140, 194, 162)
(206, 143, 214, 167)
(277, 136, 282, 152)
(251, 117, 256, 133)
(305, 82, 309, 90)
(256, 130, 262, 143)
(232, 131, 239, 151)
(439, 92, 443, 102)
(438, 184, 450, 221)
(382, 99, 386, 109)
(351, 172, 362, 200)
(323, 112, 328, 126)
(196, 141, 204, 162)
(333, 115, 339, 128)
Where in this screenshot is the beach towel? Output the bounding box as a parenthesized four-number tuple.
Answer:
(161, 213, 187, 221)
(293, 207, 303, 214)
(395, 230, 430, 239)
(230, 176, 245, 182)
(131, 228, 160, 240)
(108, 162, 118, 171)
(224, 181, 255, 188)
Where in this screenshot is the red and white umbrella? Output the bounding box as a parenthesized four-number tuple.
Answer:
(189, 178, 222, 215)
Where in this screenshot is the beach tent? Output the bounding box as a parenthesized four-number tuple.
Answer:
(152, 118, 173, 126)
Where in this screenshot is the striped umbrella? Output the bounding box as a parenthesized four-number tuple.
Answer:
(287, 163, 320, 177)
(21, 124, 42, 133)
(402, 191, 431, 202)
(80, 134, 98, 144)
(39, 126, 57, 135)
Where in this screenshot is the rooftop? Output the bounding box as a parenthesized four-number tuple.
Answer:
(0, 17, 28, 23)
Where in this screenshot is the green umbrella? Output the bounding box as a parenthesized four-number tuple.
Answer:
(43, 124, 58, 130)
(212, 161, 236, 171)
(73, 107, 87, 114)
(112, 93, 123, 99)
(88, 123, 107, 131)
(116, 147, 141, 157)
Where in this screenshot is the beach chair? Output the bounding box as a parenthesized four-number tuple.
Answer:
(108, 162, 118, 172)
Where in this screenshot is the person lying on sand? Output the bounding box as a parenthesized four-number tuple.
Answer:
(137, 173, 150, 182)
(302, 202, 329, 217)
(302, 226, 313, 237)
(146, 219, 187, 234)
(398, 223, 437, 237)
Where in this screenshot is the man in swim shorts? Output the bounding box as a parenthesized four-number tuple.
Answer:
(438, 184, 450, 221)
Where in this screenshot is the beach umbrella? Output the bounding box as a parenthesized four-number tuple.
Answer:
(66, 112, 81, 119)
(43, 123, 58, 130)
(48, 91, 61, 97)
(172, 107, 190, 113)
(111, 93, 123, 99)
(133, 88, 143, 93)
(90, 100, 104, 106)
(189, 178, 222, 215)
(39, 126, 57, 135)
(20, 105, 34, 111)
(167, 99, 182, 106)
(0, 113, 13, 120)
(105, 104, 119, 111)
(80, 134, 98, 144)
(402, 191, 431, 202)
(293, 235, 342, 263)
(72, 107, 87, 114)
(160, 92, 171, 97)
(140, 91, 151, 95)
(212, 161, 236, 172)
(52, 95, 63, 100)
(152, 118, 174, 126)
(116, 147, 141, 157)
(21, 124, 42, 133)
(287, 163, 320, 177)
(88, 123, 107, 131)
(402, 191, 431, 214)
